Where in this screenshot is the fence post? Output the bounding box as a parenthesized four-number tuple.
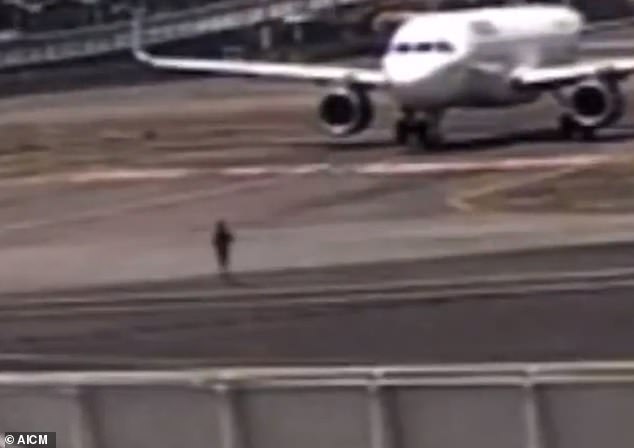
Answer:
(215, 383, 245, 448)
(523, 373, 545, 448)
(368, 371, 396, 448)
(61, 386, 102, 448)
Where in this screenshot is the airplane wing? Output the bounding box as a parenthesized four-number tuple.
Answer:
(131, 13, 388, 87)
(511, 58, 634, 88)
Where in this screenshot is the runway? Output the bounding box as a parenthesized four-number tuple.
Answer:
(3, 241, 634, 370)
(1, 41, 634, 370)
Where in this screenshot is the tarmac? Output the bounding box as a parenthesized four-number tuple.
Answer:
(3, 242, 634, 370)
(1, 40, 634, 369)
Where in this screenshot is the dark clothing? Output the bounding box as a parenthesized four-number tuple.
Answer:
(212, 221, 234, 274)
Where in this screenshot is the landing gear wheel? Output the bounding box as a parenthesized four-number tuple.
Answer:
(559, 114, 576, 140)
(580, 126, 596, 141)
(394, 112, 444, 152)
(394, 119, 409, 145)
(558, 114, 597, 141)
(403, 120, 441, 152)
(410, 121, 429, 151)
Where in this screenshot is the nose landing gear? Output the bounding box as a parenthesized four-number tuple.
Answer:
(394, 109, 444, 151)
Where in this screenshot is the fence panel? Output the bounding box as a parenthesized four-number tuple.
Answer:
(394, 386, 526, 448)
(2, 363, 634, 448)
(541, 384, 634, 448)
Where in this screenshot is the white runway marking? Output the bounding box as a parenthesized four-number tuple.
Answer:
(218, 154, 612, 177)
(352, 155, 610, 174)
(67, 169, 193, 182)
(0, 154, 614, 189)
(0, 168, 195, 188)
(221, 163, 330, 176)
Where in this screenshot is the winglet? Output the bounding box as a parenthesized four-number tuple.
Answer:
(131, 8, 151, 63)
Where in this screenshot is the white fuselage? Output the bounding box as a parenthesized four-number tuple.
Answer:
(382, 5, 584, 110)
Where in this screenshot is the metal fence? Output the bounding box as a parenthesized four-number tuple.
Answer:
(2, 361, 634, 448)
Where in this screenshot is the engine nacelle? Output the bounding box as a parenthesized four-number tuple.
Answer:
(317, 86, 374, 137)
(566, 78, 625, 128)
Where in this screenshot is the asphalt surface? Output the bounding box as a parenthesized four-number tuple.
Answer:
(3, 241, 634, 371)
(1, 75, 634, 292)
(10, 239, 634, 297)
(2, 41, 634, 370)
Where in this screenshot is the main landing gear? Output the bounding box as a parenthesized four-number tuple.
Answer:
(393, 109, 601, 150)
(394, 110, 444, 151)
(558, 113, 597, 141)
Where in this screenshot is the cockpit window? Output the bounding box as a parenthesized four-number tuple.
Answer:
(392, 41, 454, 54)
(436, 41, 454, 52)
(415, 42, 433, 52)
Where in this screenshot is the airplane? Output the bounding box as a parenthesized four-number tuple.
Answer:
(130, 4, 634, 150)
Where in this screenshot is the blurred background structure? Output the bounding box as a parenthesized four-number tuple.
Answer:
(0, 0, 632, 95)
(0, 0, 219, 33)
(0, 0, 632, 32)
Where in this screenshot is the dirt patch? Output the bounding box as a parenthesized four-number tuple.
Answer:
(0, 81, 338, 177)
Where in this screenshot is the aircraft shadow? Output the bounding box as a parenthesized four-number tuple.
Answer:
(439, 126, 634, 154)
(299, 125, 634, 154)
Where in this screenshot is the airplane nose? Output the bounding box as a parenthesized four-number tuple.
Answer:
(383, 55, 440, 84)
(384, 56, 460, 85)
(383, 57, 465, 106)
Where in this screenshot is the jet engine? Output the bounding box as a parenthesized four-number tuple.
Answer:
(565, 78, 625, 128)
(318, 86, 374, 136)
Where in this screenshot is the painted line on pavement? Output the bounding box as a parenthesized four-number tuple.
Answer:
(447, 165, 590, 212)
(446, 151, 628, 211)
(0, 175, 284, 236)
(6, 276, 634, 319)
(0, 156, 391, 235)
(8, 265, 634, 309)
(351, 155, 609, 175)
(0, 154, 614, 187)
(0, 168, 199, 188)
(0, 154, 616, 234)
(220, 163, 330, 176)
(217, 154, 612, 177)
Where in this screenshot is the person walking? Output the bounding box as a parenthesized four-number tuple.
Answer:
(212, 220, 234, 278)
